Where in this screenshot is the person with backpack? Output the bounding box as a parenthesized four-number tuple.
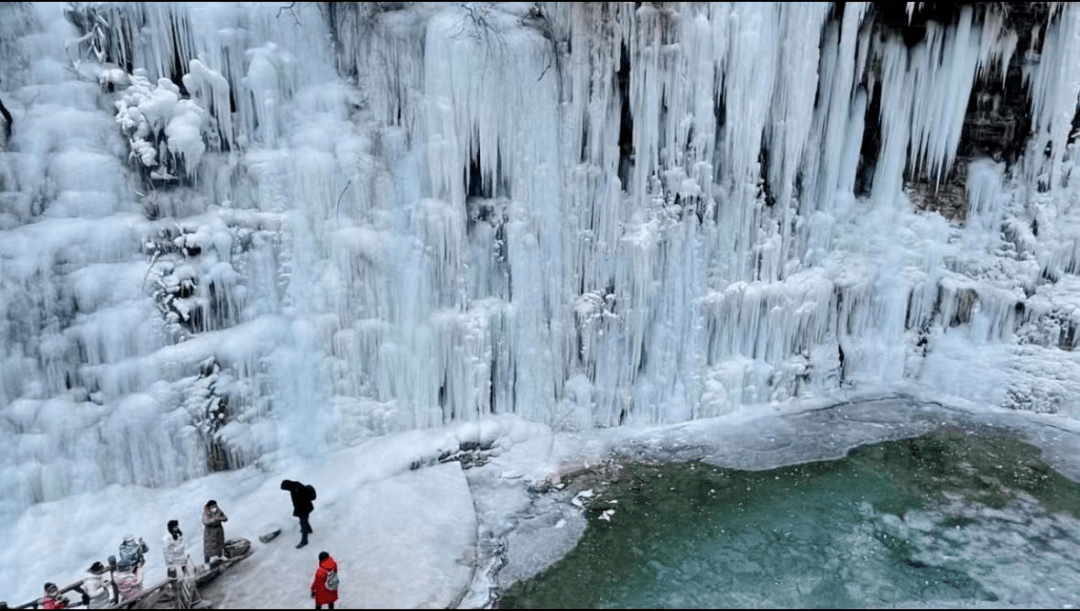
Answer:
(116, 535, 148, 572)
(114, 535, 148, 602)
(280, 479, 317, 549)
(309, 551, 338, 609)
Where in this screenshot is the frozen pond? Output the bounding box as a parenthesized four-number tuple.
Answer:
(497, 424, 1080, 608)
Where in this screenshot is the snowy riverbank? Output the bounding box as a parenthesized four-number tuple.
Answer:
(5, 392, 1080, 608)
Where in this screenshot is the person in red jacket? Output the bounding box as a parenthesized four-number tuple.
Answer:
(309, 551, 338, 609)
(40, 583, 69, 609)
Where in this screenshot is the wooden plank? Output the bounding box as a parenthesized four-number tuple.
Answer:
(12, 538, 256, 609)
(193, 550, 253, 588)
(12, 578, 87, 610)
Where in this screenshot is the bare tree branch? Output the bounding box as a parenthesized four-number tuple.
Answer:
(335, 180, 352, 221)
(276, 2, 302, 26)
(0, 79, 12, 142)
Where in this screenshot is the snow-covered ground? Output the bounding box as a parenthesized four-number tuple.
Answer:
(4, 391, 1080, 609)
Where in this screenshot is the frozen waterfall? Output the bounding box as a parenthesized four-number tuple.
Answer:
(3, 2, 1080, 519)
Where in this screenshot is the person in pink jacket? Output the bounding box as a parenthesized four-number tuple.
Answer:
(309, 551, 339, 609)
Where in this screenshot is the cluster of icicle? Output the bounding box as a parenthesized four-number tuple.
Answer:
(5, 2, 1080, 516)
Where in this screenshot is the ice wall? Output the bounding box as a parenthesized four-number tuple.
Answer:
(4, 2, 1080, 515)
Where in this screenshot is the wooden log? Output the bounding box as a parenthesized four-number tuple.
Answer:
(13, 539, 252, 609)
(13, 577, 87, 609)
(193, 548, 251, 588)
(258, 529, 282, 544)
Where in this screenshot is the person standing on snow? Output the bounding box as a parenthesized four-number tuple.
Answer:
(164, 519, 200, 607)
(281, 479, 317, 549)
(310, 551, 339, 610)
(162, 519, 187, 571)
(202, 500, 228, 566)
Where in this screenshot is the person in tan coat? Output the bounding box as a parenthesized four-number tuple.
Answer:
(202, 500, 228, 565)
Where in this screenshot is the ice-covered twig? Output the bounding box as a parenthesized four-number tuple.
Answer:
(334, 180, 352, 221)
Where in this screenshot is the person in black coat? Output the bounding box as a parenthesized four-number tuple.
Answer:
(281, 479, 317, 549)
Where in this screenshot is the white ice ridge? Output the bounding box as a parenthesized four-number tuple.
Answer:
(4, 1, 1080, 517)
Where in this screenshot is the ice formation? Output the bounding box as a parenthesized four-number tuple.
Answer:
(3, 2, 1080, 519)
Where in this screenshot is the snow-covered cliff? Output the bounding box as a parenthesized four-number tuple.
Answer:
(3, 2, 1080, 516)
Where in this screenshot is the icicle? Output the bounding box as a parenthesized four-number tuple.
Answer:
(906, 3, 921, 24)
(871, 41, 911, 208)
(965, 159, 1007, 243)
(814, 2, 869, 213)
(836, 88, 867, 196)
(721, 4, 778, 189)
(768, 3, 829, 277)
(1023, 4, 1080, 193)
(874, 5, 1015, 202)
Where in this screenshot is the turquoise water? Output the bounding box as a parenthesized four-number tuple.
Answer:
(498, 428, 1080, 608)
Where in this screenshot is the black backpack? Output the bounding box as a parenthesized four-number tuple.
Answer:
(306, 484, 317, 502)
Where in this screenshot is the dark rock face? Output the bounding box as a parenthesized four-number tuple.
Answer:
(855, 3, 1066, 223)
(957, 4, 1059, 167)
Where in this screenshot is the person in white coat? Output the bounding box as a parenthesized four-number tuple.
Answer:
(81, 562, 115, 609)
(163, 519, 200, 607)
(162, 520, 187, 571)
